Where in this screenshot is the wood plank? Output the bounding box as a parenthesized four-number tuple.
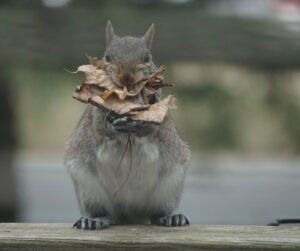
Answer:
(0, 223, 299, 251)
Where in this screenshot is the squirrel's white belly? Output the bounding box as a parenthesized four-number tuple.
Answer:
(95, 135, 161, 220)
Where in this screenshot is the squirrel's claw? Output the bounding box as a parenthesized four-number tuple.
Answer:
(153, 214, 190, 227)
(73, 216, 110, 230)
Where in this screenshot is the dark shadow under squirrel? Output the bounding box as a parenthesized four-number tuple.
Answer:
(64, 21, 191, 230)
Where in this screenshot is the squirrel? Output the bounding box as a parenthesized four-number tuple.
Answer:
(64, 21, 191, 230)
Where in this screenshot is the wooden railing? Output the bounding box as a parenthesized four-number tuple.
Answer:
(0, 223, 299, 250)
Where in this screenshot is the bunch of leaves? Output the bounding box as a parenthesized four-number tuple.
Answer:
(70, 55, 176, 123)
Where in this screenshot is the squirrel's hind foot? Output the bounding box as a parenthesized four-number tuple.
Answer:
(152, 214, 190, 227)
(73, 216, 111, 230)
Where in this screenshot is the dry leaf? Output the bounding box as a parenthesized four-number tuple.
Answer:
(73, 86, 150, 115)
(131, 95, 177, 123)
(90, 95, 150, 115)
(70, 56, 176, 123)
(86, 55, 105, 69)
(77, 65, 112, 88)
(73, 84, 105, 102)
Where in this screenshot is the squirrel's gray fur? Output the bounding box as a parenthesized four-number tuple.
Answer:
(64, 21, 191, 229)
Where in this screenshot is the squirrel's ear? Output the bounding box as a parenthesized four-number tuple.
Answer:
(106, 20, 115, 47)
(143, 24, 155, 51)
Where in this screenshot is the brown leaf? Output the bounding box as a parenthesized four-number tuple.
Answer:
(76, 65, 112, 87)
(91, 94, 150, 115)
(73, 84, 105, 103)
(73, 84, 150, 115)
(119, 66, 170, 98)
(114, 86, 129, 100)
(99, 88, 114, 100)
(131, 95, 177, 123)
(70, 56, 176, 124)
(86, 54, 105, 69)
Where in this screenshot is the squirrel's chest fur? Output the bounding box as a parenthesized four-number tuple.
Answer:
(94, 135, 162, 219)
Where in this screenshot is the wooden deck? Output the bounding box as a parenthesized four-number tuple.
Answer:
(0, 223, 299, 250)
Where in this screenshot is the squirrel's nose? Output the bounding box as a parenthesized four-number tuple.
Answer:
(119, 72, 135, 88)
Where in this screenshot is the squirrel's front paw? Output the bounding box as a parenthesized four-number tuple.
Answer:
(107, 112, 143, 133)
(73, 216, 111, 230)
(107, 111, 156, 135)
(113, 117, 142, 133)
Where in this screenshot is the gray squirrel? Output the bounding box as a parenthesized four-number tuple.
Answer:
(64, 21, 191, 230)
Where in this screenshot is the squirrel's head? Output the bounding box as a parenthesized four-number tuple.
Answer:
(103, 21, 156, 89)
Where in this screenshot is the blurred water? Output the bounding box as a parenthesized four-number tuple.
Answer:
(15, 151, 300, 225)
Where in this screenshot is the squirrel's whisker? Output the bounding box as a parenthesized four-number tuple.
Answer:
(113, 135, 133, 195)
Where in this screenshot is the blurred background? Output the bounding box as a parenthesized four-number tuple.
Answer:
(1, 0, 300, 225)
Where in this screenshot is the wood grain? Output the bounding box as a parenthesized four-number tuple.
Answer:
(0, 223, 299, 251)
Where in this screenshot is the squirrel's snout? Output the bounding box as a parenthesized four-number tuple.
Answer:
(118, 72, 135, 88)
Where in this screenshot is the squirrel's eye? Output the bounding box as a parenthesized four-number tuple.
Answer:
(143, 52, 150, 63)
(104, 54, 111, 62)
